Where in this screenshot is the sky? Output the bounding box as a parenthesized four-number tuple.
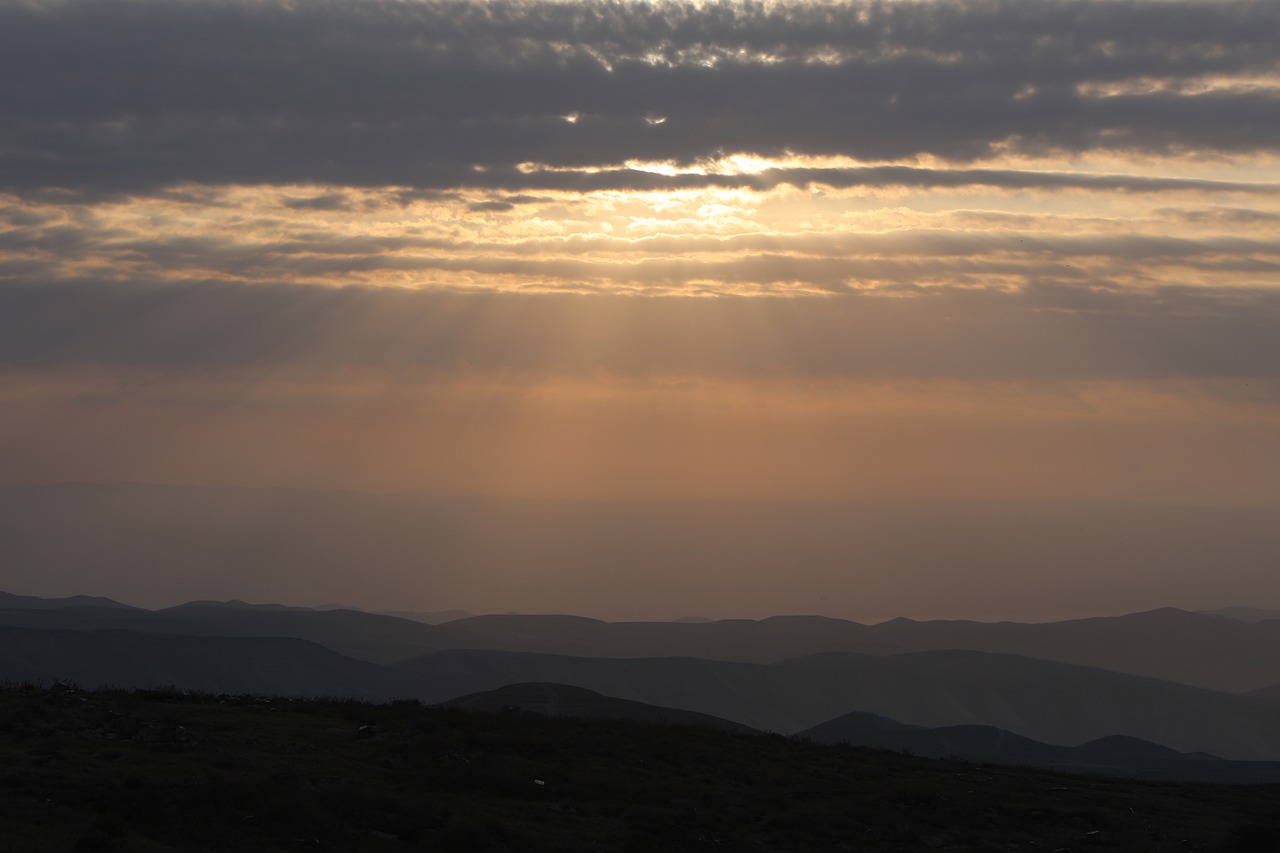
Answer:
(2, 0, 1280, 616)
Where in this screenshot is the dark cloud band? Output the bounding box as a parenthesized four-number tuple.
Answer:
(2, 0, 1278, 193)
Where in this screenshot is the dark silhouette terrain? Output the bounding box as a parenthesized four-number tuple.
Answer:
(400, 648, 1280, 760)
(12, 587, 1280, 766)
(8, 588, 1280, 693)
(0, 626, 423, 700)
(3, 682, 1280, 853)
(9, 621, 1280, 768)
(798, 711, 1280, 784)
(443, 683, 753, 732)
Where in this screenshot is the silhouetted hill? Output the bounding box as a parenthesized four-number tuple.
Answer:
(798, 712, 1280, 784)
(1199, 606, 1280, 623)
(0, 600, 453, 664)
(1247, 683, 1280, 707)
(427, 607, 1280, 692)
(12, 591, 1280, 692)
(859, 607, 1280, 693)
(400, 648, 1280, 760)
(443, 683, 753, 732)
(11, 622, 1280, 765)
(0, 591, 138, 610)
(176, 598, 318, 612)
(6, 684, 1280, 852)
(15, 594, 1280, 693)
(432, 612, 903, 663)
(7, 482, 1280, 666)
(378, 608, 473, 624)
(0, 627, 425, 699)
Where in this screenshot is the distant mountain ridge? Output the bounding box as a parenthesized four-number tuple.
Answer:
(8, 593, 1280, 692)
(429, 607, 1280, 692)
(797, 712, 1280, 784)
(0, 626, 422, 699)
(7, 621, 1280, 763)
(0, 591, 138, 611)
(1198, 606, 1280, 624)
(7, 481, 1280, 650)
(378, 609, 473, 625)
(11, 590, 1280, 768)
(398, 647, 1280, 760)
(0, 600, 449, 664)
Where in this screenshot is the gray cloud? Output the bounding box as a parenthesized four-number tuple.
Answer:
(280, 193, 352, 211)
(9, 207, 1279, 297)
(467, 200, 516, 213)
(1, 0, 1277, 193)
(425, 165, 1280, 195)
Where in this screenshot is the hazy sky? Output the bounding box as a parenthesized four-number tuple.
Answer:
(2, 0, 1280, 615)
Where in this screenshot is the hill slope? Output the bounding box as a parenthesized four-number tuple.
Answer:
(0, 627, 424, 699)
(401, 647, 1280, 760)
(9, 625, 1280, 762)
(798, 711, 1280, 784)
(443, 682, 753, 732)
(4, 684, 1280, 853)
(0, 601, 451, 664)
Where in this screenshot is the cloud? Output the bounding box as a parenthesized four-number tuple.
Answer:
(467, 200, 516, 213)
(280, 193, 352, 211)
(424, 165, 1280, 195)
(2, 0, 1278, 194)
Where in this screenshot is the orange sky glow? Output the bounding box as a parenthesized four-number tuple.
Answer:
(3, 0, 1280, 617)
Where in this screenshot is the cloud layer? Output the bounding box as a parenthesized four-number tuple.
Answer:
(2, 0, 1278, 193)
(3, 0, 1280, 519)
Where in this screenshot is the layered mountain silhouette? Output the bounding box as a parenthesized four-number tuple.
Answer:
(424, 608, 1280, 693)
(6, 595, 1280, 693)
(398, 647, 1280, 760)
(9, 589, 1280, 781)
(0, 626, 422, 699)
(0, 591, 138, 611)
(0, 601, 446, 663)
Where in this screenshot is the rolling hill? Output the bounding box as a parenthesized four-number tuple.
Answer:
(443, 682, 753, 732)
(0, 626, 424, 700)
(797, 711, 1280, 784)
(399, 647, 1280, 760)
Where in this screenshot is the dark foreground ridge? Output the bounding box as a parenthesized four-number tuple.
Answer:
(442, 682, 755, 734)
(2, 684, 1279, 853)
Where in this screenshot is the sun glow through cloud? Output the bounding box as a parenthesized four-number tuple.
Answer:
(6, 151, 1279, 298)
(2, 0, 1280, 534)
